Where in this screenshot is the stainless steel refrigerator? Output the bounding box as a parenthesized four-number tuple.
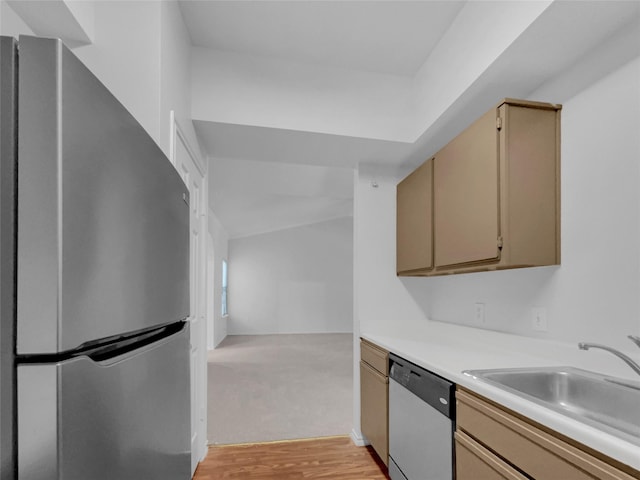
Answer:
(1, 35, 191, 479)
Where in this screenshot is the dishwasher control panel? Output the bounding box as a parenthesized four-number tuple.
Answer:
(389, 353, 455, 419)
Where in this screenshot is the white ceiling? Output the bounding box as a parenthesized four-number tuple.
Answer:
(6, 2, 639, 239)
(179, 0, 640, 239)
(210, 155, 354, 239)
(179, 0, 465, 76)
(199, 121, 412, 238)
(194, 121, 413, 169)
(180, 0, 467, 238)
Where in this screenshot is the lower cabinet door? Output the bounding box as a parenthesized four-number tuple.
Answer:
(360, 361, 388, 465)
(455, 431, 527, 480)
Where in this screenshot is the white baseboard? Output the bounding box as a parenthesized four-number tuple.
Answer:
(350, 428, 368, 447)
(200, 439, 208, 461)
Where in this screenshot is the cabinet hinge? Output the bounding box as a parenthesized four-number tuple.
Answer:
(497, 236, 504, 249)
(496, 117, 503, 131)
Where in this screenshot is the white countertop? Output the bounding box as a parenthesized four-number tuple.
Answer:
(361, 320, 640, 471)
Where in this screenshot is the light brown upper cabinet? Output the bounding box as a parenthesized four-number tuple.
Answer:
(397, 159, 434, 275)
(397, 99, 561, 276)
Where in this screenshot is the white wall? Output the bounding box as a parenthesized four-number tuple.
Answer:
(208, 210, 230, 349)
(419, 56, 640, 350)
(228, 217, 353, 335)
(411, 0, 552, 139)
(71, 1, 163, 145)
(191, 47, 414, 142)
(355, 55, 640, 353)
(2, 0, 204, 163)
(354, 164, 426, 333)
(351, 50, 640, 443)
(159, 0, 202, 159)
(1, 0, 34, 36)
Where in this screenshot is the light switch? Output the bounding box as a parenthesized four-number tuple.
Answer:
(475, 303, 486, 324)
(532, 307, 548, 332)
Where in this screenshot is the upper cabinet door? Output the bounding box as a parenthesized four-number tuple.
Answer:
(434, 109, 500, 268)
(397, 99, 560, 277)
(397, 159, 433, 274)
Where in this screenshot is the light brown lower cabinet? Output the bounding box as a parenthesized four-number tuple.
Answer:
(455, 430, 527, 480)
(456, 388, 640, 480)
(360, 339, 389, 466)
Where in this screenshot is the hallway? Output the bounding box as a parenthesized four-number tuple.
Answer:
(207, 333, 353, 445)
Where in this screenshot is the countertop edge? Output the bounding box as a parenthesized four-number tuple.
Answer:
(360, 329, 640, 472)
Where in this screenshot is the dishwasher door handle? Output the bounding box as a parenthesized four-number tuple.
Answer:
(389, 353, 455, 418)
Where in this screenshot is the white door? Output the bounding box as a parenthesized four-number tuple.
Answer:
(171, 118, 208, 475)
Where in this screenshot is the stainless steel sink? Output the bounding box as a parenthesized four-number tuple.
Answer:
(462, 366, 640, 445)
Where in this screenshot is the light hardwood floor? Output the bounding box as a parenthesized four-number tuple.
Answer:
(193, 436, 390, 480)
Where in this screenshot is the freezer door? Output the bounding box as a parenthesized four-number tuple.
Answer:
(18, 324, 190, 480)
(17, 35, 189, 354)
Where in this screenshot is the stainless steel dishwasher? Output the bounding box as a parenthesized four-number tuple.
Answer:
(388, 353, 455, 480)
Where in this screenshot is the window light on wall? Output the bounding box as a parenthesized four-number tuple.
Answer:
(221, 259, 228, 317)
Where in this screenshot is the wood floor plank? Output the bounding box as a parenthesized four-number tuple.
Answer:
(193, 436, 390, 480)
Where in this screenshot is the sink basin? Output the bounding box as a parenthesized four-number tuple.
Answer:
(462, 366, 640, 445)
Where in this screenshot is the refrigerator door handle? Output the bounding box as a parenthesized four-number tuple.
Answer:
(86, 321, 187, 366)
(17, 321, 188, 367)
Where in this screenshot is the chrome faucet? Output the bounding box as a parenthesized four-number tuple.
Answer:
(578, 338, 640, 377)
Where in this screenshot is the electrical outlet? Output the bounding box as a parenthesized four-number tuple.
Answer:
(532, 307, 548, 332)
(475, 303, 486, 324)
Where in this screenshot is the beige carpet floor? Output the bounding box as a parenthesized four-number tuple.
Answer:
(207, 333, 353, 445)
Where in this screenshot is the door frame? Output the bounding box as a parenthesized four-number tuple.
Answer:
(169, 112, 208, 472)
(206, 233, 216, 351)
